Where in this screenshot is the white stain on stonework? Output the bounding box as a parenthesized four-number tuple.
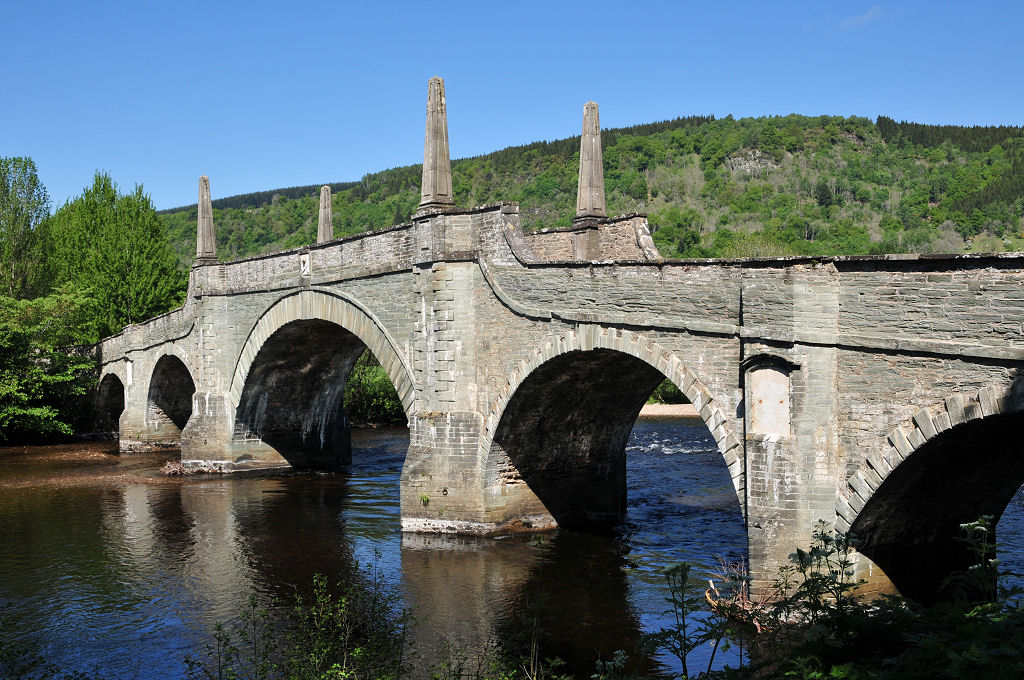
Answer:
(749, 367, 791, 436)
(303, 367, 351, 448)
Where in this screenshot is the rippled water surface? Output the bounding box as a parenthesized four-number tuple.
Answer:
(2, 419, 1022, 678)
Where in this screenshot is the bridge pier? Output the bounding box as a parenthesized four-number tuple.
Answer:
(118, 395, 154, 452)
(399, 411, 498, 533)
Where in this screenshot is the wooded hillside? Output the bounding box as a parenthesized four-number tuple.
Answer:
(158, 115, 1024, 264)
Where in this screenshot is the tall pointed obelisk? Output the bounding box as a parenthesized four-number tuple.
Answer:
(575, 101, 606, 222)
(196, 175, 217, 263)
(317, 185, 333, 243)
(418, 76, 454, 213)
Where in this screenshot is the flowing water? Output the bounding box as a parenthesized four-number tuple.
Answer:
(1, 417, 1022, 678)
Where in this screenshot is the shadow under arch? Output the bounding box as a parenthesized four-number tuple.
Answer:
(841, 382, 1024, 604)
(229, 290, 415, 468)
(482, 328, 743, 529)
(147, 354, 197, 442)
(96, 372, 125, 435)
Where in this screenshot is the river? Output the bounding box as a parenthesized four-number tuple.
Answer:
(1, 417, 1022, 678)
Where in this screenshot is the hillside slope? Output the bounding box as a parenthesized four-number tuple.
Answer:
(159, 115, 1024, 265)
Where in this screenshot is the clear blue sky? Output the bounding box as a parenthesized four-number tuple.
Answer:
(3, 1, 1022, 210)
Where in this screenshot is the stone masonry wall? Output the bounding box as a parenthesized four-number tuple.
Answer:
(97, 202, 1024, 593)
(522, 215, 652, 262)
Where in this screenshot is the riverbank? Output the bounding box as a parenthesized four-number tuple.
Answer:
(638, 403, 698, 417)
(0, 442, 170, 489)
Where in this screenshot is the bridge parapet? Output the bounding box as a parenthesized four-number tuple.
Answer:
(97, 298, 196, 368)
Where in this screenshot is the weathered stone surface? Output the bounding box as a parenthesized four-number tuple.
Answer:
(98, 157, 1024, 599)
(196, 176, 216, 262)
(575, 101, 606, 220)
(418, 76, 453, 213)
(317, 185, 333, 244)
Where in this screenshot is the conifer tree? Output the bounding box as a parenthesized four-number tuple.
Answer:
(0, 156, 50, 298)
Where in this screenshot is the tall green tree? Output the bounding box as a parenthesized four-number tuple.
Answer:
(48, 172, 186, 338)
(0, 157, 50, 298)
(0, 288, 97, 440)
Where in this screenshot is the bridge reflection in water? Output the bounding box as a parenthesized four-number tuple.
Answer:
(0, 419, 752, 678)
(6, 421, 1024, 677)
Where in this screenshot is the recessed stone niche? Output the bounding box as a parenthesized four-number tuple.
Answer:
(747, 364, 791, 437)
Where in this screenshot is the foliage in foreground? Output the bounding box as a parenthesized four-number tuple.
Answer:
(684, 519, 1024, 680)
(185, 564, 414, 680)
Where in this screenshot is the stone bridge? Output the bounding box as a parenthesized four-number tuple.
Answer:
(96, 78, 1024, 602)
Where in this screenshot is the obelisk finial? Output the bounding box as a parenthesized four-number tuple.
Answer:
(575, 101, 606, 221)
(196, 175, 216, 263)
(317, 185, 333, 243)
(418, 76, 454, 213)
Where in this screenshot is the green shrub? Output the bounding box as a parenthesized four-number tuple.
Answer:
(343, 351, 406, 426)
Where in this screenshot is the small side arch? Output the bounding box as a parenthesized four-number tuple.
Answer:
(837, 382, 1024, 602)
(146, 352, 198, 442)
(228, 289, 416, 418)
(96, 371, 126, 434)
(480, 326, 743, 527)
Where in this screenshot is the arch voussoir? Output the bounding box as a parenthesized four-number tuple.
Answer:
(837, 383, 1020, 530)
(229, 289, 416, 419)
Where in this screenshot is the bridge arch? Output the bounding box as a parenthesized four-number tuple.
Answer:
(227, 289, 416, 467)
(481, 327, 743, 528)
(229, 289, 415, 416)
(96, 372, 126, 435)
(837, 381, 1024, 602)
(146, 352, 197, 441)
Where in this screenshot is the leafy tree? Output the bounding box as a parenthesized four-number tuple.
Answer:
(344, 350, 406, 425)
(48, 173, 186, 339)
(760, 121, 781, 153)
(0, 157, 50, 298)
(0, 288, 96, 440)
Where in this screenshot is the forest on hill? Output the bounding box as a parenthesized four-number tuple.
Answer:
(158, 114, 1024, 264)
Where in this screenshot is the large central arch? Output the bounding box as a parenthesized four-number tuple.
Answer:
(480, 327, 743, 529)
(838, 382, 1024, 603)
(227, 289, 416, 468)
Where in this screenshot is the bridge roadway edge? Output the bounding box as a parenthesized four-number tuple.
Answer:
(96, 203, 1024, 595)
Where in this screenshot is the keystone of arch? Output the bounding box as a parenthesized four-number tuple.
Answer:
(480, 326, 743, 495)
(99, 361, 129, 389)
(227, 289, 417, 417)
(835, 383, 1024, 534)
(149, 343, 197, 381)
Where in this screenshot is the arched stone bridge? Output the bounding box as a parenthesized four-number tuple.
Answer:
(95, 79, 1024, 601)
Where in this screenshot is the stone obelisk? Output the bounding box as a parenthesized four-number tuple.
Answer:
(317, 185, 333, 243)
(417, 76, 454, 214)
(575, 101, 606, 222)
(196, 175, 217, 264)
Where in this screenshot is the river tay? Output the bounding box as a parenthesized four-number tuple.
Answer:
(2, 417, 1024, 678)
